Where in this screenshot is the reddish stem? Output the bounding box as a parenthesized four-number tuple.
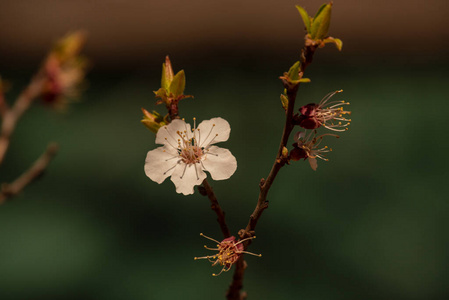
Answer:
(202, 179, 231, 238)
(225, 43, 317, 300)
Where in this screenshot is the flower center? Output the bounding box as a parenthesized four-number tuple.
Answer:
(180, 144, 203, 164)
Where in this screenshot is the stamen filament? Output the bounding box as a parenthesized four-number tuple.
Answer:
(165, 156, 179, 161)
(323, 126, 348, 132)
(235, 236, 257, 246)
(204, 246, 219, 251)
(201, 124, 215, 148)
(207, 134, 219, 146)
(163, 162, 179, 175)
(199, 233, 221, 244)
(180, 163, 188, 179)
(164, 137, 179, 150)
(163, 127, 178, 145)
(194, 163, 199, 180)
(239, 251, 262, 257)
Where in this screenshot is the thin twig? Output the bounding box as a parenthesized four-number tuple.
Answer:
(243, 44, 317, 234)
(226, 43, 318, 300)
(0, 74, 45, 165)
(0, 143, 59, 204)
(202, 178, 231, 238)
(0, 89, 9, 117)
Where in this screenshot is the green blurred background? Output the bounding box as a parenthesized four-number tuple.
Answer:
(1, 0, 448, 299)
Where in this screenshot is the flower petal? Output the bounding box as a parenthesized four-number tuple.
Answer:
(171, 162, 206, 195)
(156, 119, 192, 146)
(308, 157, 318, 171)
(144, 146, 179, 184)
(196, 117, 230, 148)
(294, 131, 306, 142)
(202, 146, 237, 180)
(299, 116, 321, 129)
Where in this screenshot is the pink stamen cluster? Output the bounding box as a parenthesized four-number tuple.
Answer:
(194, 233, 261, 276)
(290, 131, 338, 171)
(180, 144, 203, 164)
(297, 90, 351, 131)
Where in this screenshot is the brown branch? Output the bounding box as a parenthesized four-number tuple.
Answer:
(0, 143, 58, 204)
(0, 75, 45, 165)
(202, 178, 231, 238)
(244, 43, 317, 238)
(226, 43, 318, 300)
(226, 257, 248, 300)
(0, 89, 9, 117)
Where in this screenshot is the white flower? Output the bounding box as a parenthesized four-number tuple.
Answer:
(144, 117, 237, 195)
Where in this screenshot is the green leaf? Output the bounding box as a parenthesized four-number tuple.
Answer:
(154, 87, 167, 98)
(154, 87, 168, 104)
(313, 3, 328, 20)
(280, 94, 289, 111)
(141, 119, 162, 133)
(141, 109, 165, 133)
(323, 37, 343, 51)
(287, 61, 301, 81)
(161, 56, 174, 90)
(289, 77, 311, 84)
(169, 70, 186, 97)
(311, 3, 332, 40)
(151, 110, 164, 121)
(295, 5, 311, 33)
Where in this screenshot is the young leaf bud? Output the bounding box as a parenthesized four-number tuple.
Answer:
(161, 56, 174, 91)
(169, 70, 186, 97)
(310, 2, 332, 40)
(141, 108, 166, 133)
(296, 5, 311, 33)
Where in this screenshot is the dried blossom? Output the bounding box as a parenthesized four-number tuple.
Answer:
(290, 131, 338, 171)
(194, 233, 261, 276)
(297, 90, 351, 131)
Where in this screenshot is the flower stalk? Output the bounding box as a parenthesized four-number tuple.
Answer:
(225, 70, 304, 300)
(226, 7, 334, 297)
(202, 179, 231, 238)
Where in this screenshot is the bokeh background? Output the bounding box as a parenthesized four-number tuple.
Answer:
(1, 0, 448, 299)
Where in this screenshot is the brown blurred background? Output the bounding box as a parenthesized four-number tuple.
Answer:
(1, 0, 448, 69)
